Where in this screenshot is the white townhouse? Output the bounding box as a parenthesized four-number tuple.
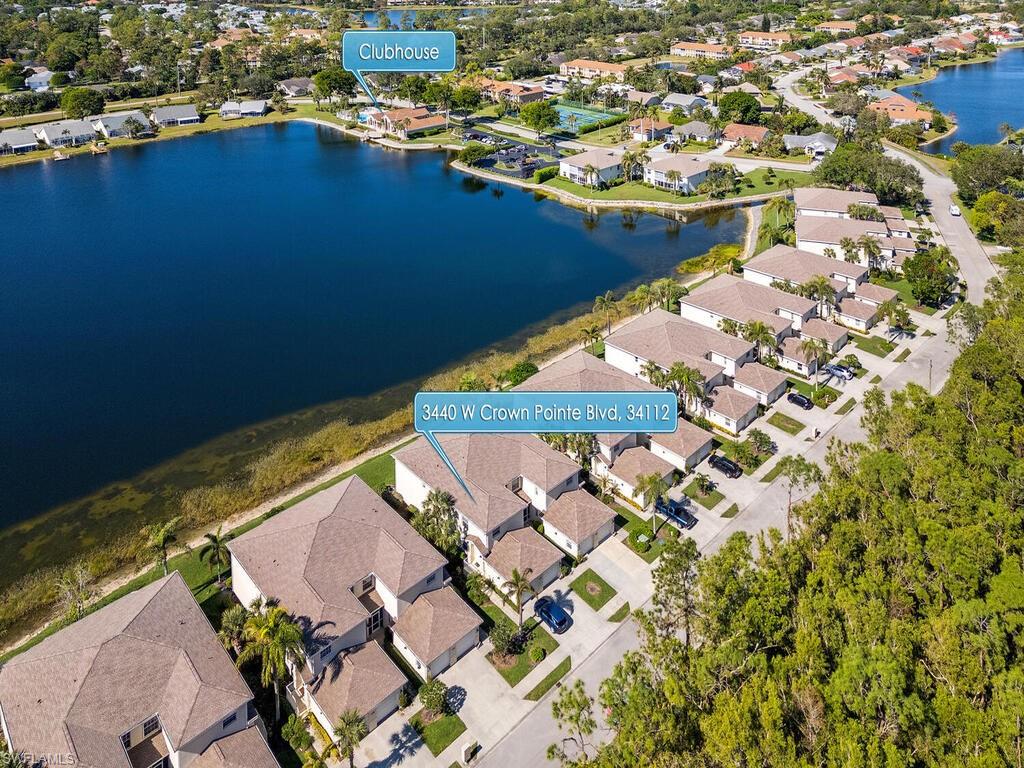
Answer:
(679, 273, 817, 338)
(229, 476, 480, 730)
(0, 573, 280, 768)
(0, 128, 39, 154)
(795, 215, 915, 271)
(151, 104, 201, 126)
(33, 119, 96, 147)
(220, 100, 269, 119)
(395, 433, 579, 595)
(793, 187, 880, 218)
(559, 147, 624, 187)
(89, 110, 152, 138)
(643, 155, 710, 193)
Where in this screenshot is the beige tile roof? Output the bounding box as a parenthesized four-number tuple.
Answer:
(683, 274, 814, 333)
(607, 446, 675, 487)
(837, 299, 879, 321)
(802, 318, 849, 343)
(513, 350, 659, 394)
(706, 385, 760, 420)
(485, 527, 563, 582)
(733, 362, 789, 394)
(605, 308, 752, 375)
(646, 154, 712, 177)
(228, 476, 445, 647)
(561, 147, 624, 171)
(779, 335, 813, 362)
(392, 587, 482, 666)
(192, 726, 281, 768)
(793, 187, 879, 213)
(0, 573, 253, 768)
(542, 488, 617, 544)
(745, 244, 867, 285)
(855, 282, 899, 304)
(650, 419, 714, 460)
(723, 123, 770, 142)
(307, 641, 406, 722)
(795, 215, 889, 245)
(395, 434, 581, 532)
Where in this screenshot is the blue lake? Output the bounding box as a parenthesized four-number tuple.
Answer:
(0, 121, 744, 526)
(897, 46, 1024, 154)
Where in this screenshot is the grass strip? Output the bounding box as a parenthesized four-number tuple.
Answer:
(525, 656, 572, 701)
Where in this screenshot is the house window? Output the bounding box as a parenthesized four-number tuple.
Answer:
(361, 575, 374, 592)
(143, 716, 160, 737)
(222, 712, 237, 729)
(121, 733, 131, 751)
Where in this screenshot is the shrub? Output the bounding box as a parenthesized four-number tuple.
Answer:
(529, 644, 546, 664)
(811, 388, 838, 408)
(628, 528, 651, 553)
(458, 142, 494, 166)
(281, 714, 313, 753)
(575, 112, 629, 135)
(533, 165, 558, 183)
(505, 361, 539, 386)
(489, 622, 518, 656)
(419, 679, 449, 716)
(398, 687, 411, 709)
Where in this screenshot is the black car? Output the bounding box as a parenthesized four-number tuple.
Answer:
(534, 596, 572, 634)
(655, 497, 698, 529)
(787, 391, 813, 410)
(708, 454, 742, 479)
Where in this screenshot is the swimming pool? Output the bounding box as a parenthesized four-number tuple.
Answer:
(554, 103, 619, 132)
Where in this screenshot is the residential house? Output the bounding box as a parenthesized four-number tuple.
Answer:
(679, 273, 817, 338)
(661, 93, 708, 114)
(33, 119, 96, 147)
(795, 215, 915, 270)
(794, 187, 880, 217)
(626, 89, 662, 106)
(559, 147, 623, 186)
(559, 59, 627, 82)
(395, 433, 580, 594)
(783, 131, 838, 157)
(278, 77, 314, 97)
(737, 30, 793, 51)
(151, 105, 201, 127)
(537, 489, 616, 558)
(593, 444, 676, 504)
(701, 385, 760, 433)
(866, 94, 933, 127)
(643, 155, 710, 193)
(670, 41, 733, 60)
(365, 106, 446, 139)
(0, 128, 39, 154)
(673, 120, 718, 143)
(391, 587, 482, 681)
(722, 123, 770, 146)
(477, 77, 546, 107)
(25, 69, 53, 91)
(228, 476, 457, 733)
(816, 20, 859, 34)
(648, 419, 714, 473)
(695, 74, 719, 93)
(629, 117, 673, 141)
(722, 81, 762, 95)
(89, 110, 152, 138)
(0, 572, 279, 768)
(732, 362, 789, 405)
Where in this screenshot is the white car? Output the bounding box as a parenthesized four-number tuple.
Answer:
(949, 204, 961, 216)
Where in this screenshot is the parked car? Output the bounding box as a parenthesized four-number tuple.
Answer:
(708, 454, 742, 479)
(949, 204, 961, 216)
(824, 363, 854, 381)
(787, 391, 813, 410)
(655, 497, 698, 529)
(534, 596, 572, 634)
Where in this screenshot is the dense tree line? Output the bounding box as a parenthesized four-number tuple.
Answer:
(549, 249, 1024, 767)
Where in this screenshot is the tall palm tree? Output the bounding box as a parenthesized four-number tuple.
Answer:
(665, 168, 683, 193)
(580, 324, 602, 354)
(626, 283, 653, 314)
(628, 100, 648, 141)
(668, 362, 706, 414)
(593, 291, 619, 335)
(236, 604, 306, 724)
(145, 517, 181, 576)
(799, 337, 830, 392)
(333, 709, 369, 768)
(199, 525, 231, 587)
(620, 150, 637, 181)
(218, 603, 250, 654)
(506, 568, 536, 628)
(839, 236, 860, 263)
(718, 318, 741, 336)
(634, 472, 669, 536)
(857, 235, 883, 270)
(582, 163, 599, 187)
(801, 274, 837, 318)
(0, 749, 28, 768)
(641, 360, 668, 388)
(742, 321, 778, 362)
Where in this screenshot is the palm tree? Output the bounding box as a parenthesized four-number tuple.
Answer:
(628, 100, 648, 141)
(668, 362, 705, 414)
(665, 168, 683, 193)
(799, 337, 830, 392)
(718, 318, 741, 336)
(839, 236, 860, 263)
(236, 604, 306, 724)
(145, 517, 181, 576)
(333, 709, 369, 768)
(582, 163, 599, 188)
(506, 568, 536, 628)
(301, 751, 328, 768)
(634, 472, 669, 536)
(580, 324, 602, 354)
(742, 321, 778, 362)
(626, 284, 653, 314)
(857, 235, 883, 270)
(199, 525, 231, 588)
(218, 603, 250, 654)
(593, 291, 618, 335)
(641, 359, 668, 388)
(0, 749, 28, 768)
(620, 150, 637, 181)
(801, 274, 837, 318)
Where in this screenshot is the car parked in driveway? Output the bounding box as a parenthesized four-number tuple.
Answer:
(534, 596, 572, 633)
(708, 454, 742, 478)
(824, 363, 854, 381)
(787, 391, 813, 410)
(656, 497, 698, 529)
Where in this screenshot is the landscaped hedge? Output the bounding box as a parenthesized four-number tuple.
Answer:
(533, 165, 559, 183)
(575, 112, 629, 135)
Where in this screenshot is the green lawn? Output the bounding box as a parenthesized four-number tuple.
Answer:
(767, 412, 806, 436)
(608, 602, 631, 622)
(486, 618, 560, 687)
(836, 398, 857, 416)
(410, 711, 467, 756)
(786, 377, 840, 402)
(870, 276, 938, 315)
(524, 656, 572, 701)
(721, 503, 740, 518)
(760, 462, 785, 483)
(870, 374, 882, 384)
(613, 502, 676, 562)
(852, 334, 897, 358)
(894, 347, 911, 363)
(570, 569, 617, 612)
(683, 479, 725, 510)
(715, 439, 770, 474)
(725, 147, 811, 164)
(578, 123, 630, 145)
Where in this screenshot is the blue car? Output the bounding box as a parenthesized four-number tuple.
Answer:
(656, 497, 698, 529)
(534, 596, 572, 634)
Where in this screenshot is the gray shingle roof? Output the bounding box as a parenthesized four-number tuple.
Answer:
(512, 350, 659, 394)
(392, 587, 481, 665)
(542, 488, 616, 544)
